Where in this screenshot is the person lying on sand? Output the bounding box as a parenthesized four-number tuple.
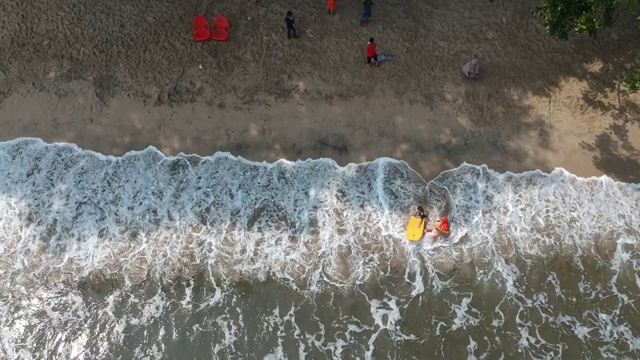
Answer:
(377, 53, 395, 63)
(361, 0, 374, 25)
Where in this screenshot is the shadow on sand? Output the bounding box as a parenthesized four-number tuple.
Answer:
(0, 0, 639, 181)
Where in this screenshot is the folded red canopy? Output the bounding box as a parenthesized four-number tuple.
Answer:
(211, 15, 230, 41)
(192, 15, 210, 42)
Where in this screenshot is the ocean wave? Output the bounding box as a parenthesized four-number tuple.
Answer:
(0, 138, 638, 292)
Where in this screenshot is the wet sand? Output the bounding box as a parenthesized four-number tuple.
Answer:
(1, 0, 639, 181)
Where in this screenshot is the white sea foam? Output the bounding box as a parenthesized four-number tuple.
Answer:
(0, 138, 427, 289)
(1, 138, 640, 359)
(0, 138, 637, 291)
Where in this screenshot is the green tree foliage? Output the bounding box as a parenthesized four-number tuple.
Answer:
(533, 0, 622, 40)
(623, 69, 640, 92)
(534, 0, 640, 92)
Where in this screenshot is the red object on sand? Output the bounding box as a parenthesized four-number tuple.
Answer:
(192, 15, 210, 42)
(211, 15, 230, 41)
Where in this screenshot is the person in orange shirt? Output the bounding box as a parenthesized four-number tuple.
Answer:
(433, 216, 450, 236)
(327, 0, 335, 15)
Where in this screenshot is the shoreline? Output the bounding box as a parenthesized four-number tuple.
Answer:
(0, 84, 627, 182)
(1, 0, 640, 182)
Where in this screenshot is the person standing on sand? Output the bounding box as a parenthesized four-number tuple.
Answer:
(366, 37, 379, 67)
(361, 0, 374, 26)
(285, 11, 297, 39)
(327, 0, 336, 15)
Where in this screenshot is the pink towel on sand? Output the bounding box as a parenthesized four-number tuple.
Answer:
(462, 58, 480, 77)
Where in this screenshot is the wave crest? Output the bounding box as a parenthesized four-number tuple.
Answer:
(0, 138, 638, 292)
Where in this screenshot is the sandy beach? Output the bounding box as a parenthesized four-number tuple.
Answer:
(1, 0, 640, 182)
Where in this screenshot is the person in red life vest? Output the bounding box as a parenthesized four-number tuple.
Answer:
(433, 215, 450, 236)
(366, 37, 379, 67)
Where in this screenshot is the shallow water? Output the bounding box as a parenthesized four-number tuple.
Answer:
(1, 138, 639, 359)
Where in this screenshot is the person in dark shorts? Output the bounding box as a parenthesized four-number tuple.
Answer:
(366, 37, 379, 66)
(285, 11, 297, 39)
(361, 0, 374, 25)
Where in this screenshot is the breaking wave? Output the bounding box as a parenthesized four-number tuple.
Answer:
(1, 138, 639, 359)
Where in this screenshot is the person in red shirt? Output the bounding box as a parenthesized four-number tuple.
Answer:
(366, 37, 379, 67)
(434, 215, 450, 236)
(327, 0, 336, 15)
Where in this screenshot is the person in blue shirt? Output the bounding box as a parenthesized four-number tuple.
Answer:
(361, 0, 374, 26)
